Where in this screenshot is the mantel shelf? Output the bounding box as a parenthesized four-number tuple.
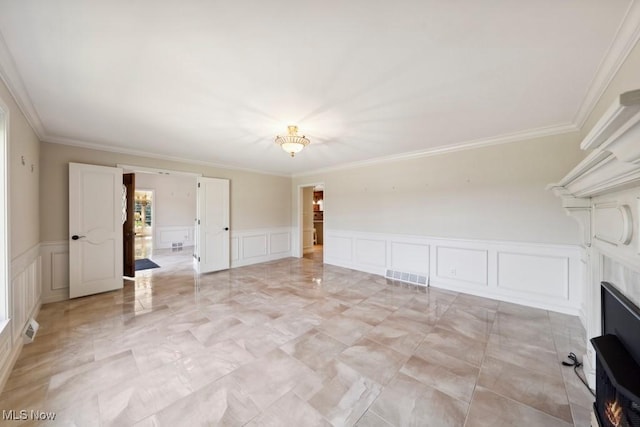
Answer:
(549, 89, 640, 200)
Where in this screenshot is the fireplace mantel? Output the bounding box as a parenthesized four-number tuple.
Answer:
(549, 89, 640, 202)
(549, 89, 640, 390)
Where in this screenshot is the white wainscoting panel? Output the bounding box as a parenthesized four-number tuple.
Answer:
(51, 252, 69, 291)
(230, 227, 293, 268)
(325, 235, 353, 265)
(497, 252, 569, 299)
(40, 241, 70, 303)
(11, 245, 41, 342)
(2, 244, 42, 392)
(0, 326, 10, 375)
(155, 226, 195, 249)
(435, 246, 488, 286)
(390, 241, 430, 276)
(242, 235, 268, 259)
(355, 239, 386, 270)
(270, 232, 291, 255)
(323, 229, 583, 315)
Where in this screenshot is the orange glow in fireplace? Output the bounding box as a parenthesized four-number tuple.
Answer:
(605, 399, 623, 427)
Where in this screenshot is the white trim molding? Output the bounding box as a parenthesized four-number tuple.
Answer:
(324, 229, 583, 315)
(0, 32, 45, 139)
(593, 203, 633, 246)
(549, 89, 640, 199)
(0, 243, 41, 392)
(573, 0, 640, 129)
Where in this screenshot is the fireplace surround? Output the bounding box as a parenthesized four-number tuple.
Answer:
(591, 282, 640, 427)
(549, 88, 640, 424)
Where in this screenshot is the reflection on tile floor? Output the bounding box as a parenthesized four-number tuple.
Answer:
(1, 248, 592, 426)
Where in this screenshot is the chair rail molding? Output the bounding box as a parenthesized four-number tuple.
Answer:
(324, 229, 583, 316)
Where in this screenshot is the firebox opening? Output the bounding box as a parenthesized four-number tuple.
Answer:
(591, 282, 640, 427)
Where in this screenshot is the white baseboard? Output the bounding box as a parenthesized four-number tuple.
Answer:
(325, 229, 583, 315)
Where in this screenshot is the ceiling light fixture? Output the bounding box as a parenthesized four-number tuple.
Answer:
(275, 125, 310, 157)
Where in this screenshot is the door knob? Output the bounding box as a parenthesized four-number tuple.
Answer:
(71, 235, 85, 240)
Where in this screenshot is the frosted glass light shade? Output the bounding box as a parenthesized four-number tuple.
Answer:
(275, 125, 310, 157)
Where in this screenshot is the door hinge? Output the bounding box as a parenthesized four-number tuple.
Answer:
(197, 182, 201, 188)
(197, 219, 200, 225)
(198, 256, 201, 262)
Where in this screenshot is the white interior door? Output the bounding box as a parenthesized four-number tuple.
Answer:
(195, 177, 230, 273)
(69, 162, 124, 298)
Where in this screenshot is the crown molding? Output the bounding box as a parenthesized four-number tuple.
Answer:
(572, 0, 640, 129)
(0, 31, 45, 139)
(41, 135, 290, 178)
(294, 122, 578, 177)
(0, 3, 639, 178)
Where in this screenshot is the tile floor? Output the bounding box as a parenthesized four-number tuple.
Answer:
(0, 246, 594, 426)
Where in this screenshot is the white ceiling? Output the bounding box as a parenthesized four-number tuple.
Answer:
(0, 0, 636, 176)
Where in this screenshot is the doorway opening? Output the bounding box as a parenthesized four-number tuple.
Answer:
(134, 189, 154, 260)
(119, 164, 201, 276)
(299, 183, 324, 261)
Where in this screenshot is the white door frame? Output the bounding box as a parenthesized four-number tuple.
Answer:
(295, 182, 324, 258)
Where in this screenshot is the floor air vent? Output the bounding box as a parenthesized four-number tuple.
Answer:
(385, 269, 428, 286)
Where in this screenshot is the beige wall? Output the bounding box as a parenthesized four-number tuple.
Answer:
(293, 132, 584, 245)
(40, 142, 291, 242)
(0, 78, 40, 259)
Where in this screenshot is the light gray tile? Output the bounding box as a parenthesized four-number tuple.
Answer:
(5, 246, 588, 427)
(308, 361, 383, 426)
(466, 386, 573, 427)
(338, 339, 408, 385)
(370, 373, 468, 427)
(478, 356, 573, 423)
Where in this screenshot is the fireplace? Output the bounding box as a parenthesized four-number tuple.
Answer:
(591, 282, 640, 427)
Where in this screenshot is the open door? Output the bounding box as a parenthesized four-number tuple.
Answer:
(123, 173, 135, 277)
(195, 177, 230, 273)
(69, 163, 124, 298)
